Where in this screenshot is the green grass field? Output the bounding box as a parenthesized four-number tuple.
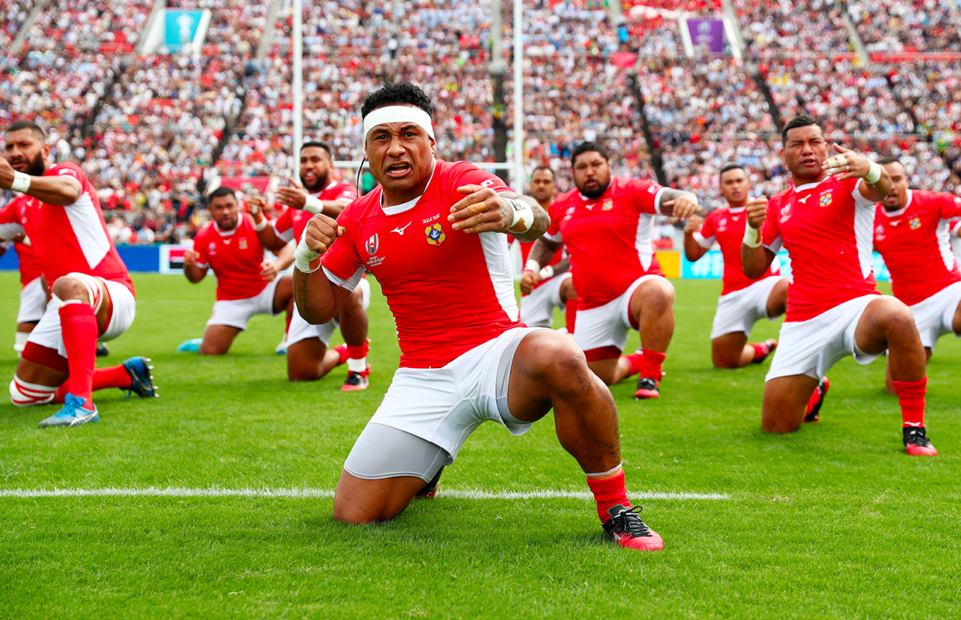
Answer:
(1, 272, 959, 618)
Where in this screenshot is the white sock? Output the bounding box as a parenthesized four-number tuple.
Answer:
(347, 357, 367, 373)
(14, 332, 29, 354)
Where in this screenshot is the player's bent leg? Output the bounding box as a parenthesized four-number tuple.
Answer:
(334, 424, 449, 524)
(884, 349, 932, 395)
(766, 277, 789, 319)
(762, 375, 820, 433)
(10, 353, 67, 407)
(711, 332, 750, 369)
(628, 277, 675, 354)
(286, 338, 344, 382)
(272, 275, 293, 314)
(339, 283, 371, 391)
(198, 324, 242, 355)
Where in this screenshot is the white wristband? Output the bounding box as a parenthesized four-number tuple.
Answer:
(865, 161, 882, 185)
(508, 199, 534, 233)
(539, 265, 554, 280)
(253, 216, 268, 231)
(524, 259, 541, 273)
(294, 235, 321, 273)
(303, 195, 323, 215)
(743, 223, 762, 248)
(11, 172, 31, 193)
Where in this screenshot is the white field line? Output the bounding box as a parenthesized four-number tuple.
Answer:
(0, 487, 729, 501)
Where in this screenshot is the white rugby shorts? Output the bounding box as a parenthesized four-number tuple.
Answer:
(27, 273, 136, 357)
(17, 277, 47, 324)
(520, 272, 572, 328)
(766, 294, 881, 382)
(287, 278, 371, 347)
(360, 327, 541, 460)
(206, 278, 280, 330)
(575, 275, 672, 361)
(909, 280, 961, 351)
(710, 276, 783, 340)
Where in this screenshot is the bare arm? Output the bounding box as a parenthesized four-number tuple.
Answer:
(657, 188, 701, 219)
(182, 250, 208, 283)
(248, 195, 288, 253)
(448, 187, 550, 243)
(0, 159, 82, 206)
(276, 187, 351, 218)
(293, 214, 353, 324)
(741, 198, 775, 279)
(274, 241, 295, 271)
(520, 236, 564, 294)
(822, 144, 891, 203)
(682, 214, 709, 262)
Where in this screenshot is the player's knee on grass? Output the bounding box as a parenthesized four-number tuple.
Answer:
(285, 341, 327, 382)
(711, 341, 743, 369)
(761, 378, 815, 433)
(333, 472, 426, 524)
(640, 279, 675, 315)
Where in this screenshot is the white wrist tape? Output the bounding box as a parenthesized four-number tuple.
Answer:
(303, 195, 323, 215)
(508, 199, 534, 233)
(743, 222, 762, 248)
(539, 265, 554, 280)
(253, 216, 268, 231)
(865, 161, 882, 185)
(11, 172, 31, 193)
(294, 235, 321, 273)
(524, 259, 541, 273)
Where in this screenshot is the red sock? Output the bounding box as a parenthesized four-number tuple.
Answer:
(285, 315, 292, 335)
(55, 365, 133, 402)
(892, 377, 926, 428)
(623, 353, 644, 378)
(333, 344, 349, 365)
(749, 343, 766, 360)
(347, 341, 369, 361)
(587, 470, 631, 523)
(59, 303, 99, 408)
(804, 386, 820, 414)
(637, 349, 666, 381)
(565, 299, 578, 334)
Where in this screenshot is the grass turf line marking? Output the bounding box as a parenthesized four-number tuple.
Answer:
(0, 487, 729, 501)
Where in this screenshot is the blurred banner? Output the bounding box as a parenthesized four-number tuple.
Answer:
(687, 19, 725, 55)
(680, 251, 890, 282)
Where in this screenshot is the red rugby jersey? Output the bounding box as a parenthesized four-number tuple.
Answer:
(192, 213, 270, 301)
(693, 206, 781, 296)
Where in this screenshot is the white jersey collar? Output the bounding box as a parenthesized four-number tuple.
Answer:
(380, 160, 436, 216)
(793, 177, 830, 193)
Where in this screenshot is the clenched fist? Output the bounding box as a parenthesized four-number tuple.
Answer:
(520, 269, 542, 295)
(683, 214, 704, 235)
(303, 213, 346, 255)
(746, 197, 768, 230)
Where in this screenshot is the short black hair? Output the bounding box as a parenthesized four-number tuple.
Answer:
(4, 120, 45, 140)
(208, 186, 236, 202)
(532, 165, 555, 179)
(301, 141, 332, 158)
(719, 163, 745, 181)
(571, 141, 609, 167)
(361, 82, 433, 119)
(877, 156, 901, 166)
(781, 114, 821, 143)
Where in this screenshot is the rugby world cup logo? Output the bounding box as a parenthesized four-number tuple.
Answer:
(366, 233, 379, 255)
(425, 223, 446, 246)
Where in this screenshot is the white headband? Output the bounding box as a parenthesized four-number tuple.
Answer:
(363, 105, 435, 145)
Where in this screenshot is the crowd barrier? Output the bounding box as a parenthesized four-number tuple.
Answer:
(0, 246, 891, 282)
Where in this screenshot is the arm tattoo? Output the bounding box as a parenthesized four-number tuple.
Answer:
(527, 237, 562, 268)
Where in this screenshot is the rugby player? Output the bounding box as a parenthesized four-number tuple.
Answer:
(0, 121, 156, 427)
(295, 82, 663, 550)
(179, 186, 294, 356)
(684, 164, 787, 368)
(742, 115, 936, 456)
(872, 157, 961, 392)
(517, 165, 578, 332)
(249, 141, 372, 389)
(524, 142, 699, 399)
(951, 220, 961, 267)
(0, 223, 45, 354)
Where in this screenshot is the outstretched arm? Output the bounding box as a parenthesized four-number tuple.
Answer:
(657, 188, 701, 219)
(448, 187, 550, 243)
(0, 159, 81, 206)
(276, 186, 352, 218)
(292, 214, 354, 324)
(520, 236, 563, 294)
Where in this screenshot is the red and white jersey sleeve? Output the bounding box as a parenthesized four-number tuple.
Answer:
(951, 220, 961, 267)
(874, 190, 961, 306)
(551, 176, 665, 309)
(0, 198, 26, 241)
(763, 176, 878, 322)
(9, 163, 134, 296)
(694, 207, 780, 295)
(192, 214, 269, 301)
(322, 160, 520, 369)
(0, 198, 42, 287)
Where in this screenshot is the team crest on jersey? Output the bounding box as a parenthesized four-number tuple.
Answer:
(239, 237, 248, 250)
(909, 217, 921, 230)
(819, 193, 833, 207)
(366, 233, 379, 255)
(425, 223, 446, 246)
(601, 198, 613, 211)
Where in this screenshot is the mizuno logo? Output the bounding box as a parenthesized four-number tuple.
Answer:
(391, 223, 411, 235)
(798, 195, 811, 204)
(890, 220, 901, 226)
